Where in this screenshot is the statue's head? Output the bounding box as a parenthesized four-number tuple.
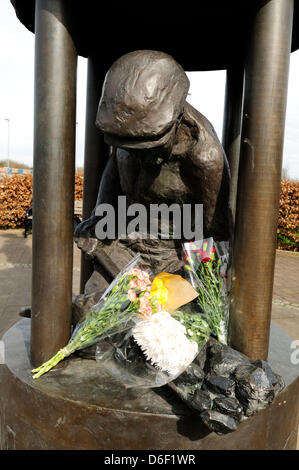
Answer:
(96, 50, 190, 151)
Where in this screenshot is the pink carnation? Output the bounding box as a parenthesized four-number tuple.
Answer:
(139, 306, 152, 319)
(128, 289, 137, 302)
(137, 280, 147, 291)
(129, 279, 137, 289)
(139, 296, 151, 309)
(128, 268, 151, 285)
(138, 295, 153, 319)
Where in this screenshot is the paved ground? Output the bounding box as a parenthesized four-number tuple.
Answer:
(271, 250, 299, 341)
(0, 228, 81, 338)
(0, 228, 298, 447)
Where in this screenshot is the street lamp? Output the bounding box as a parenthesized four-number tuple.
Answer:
(4, 118, 10, 168)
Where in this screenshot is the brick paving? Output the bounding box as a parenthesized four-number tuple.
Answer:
(0, 228, 81, 338)
(273, 250, 299, 305)
(272, 250, 299, 341)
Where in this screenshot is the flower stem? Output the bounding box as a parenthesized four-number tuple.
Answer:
(32, 346, 72, 379)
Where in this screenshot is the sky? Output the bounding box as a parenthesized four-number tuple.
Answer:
(0, 0, 298, 180)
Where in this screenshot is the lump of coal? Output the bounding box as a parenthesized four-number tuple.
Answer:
(191, 389, 213, 414)
(169, 338, 285, 434)
(233, 363, 280, 417)
(173, 363, 205, 387)
(252, 359, 285, 394)
(205, 339, 224, 360)
(193, 340, 210, 370)
(203, 374, 235, 397)
(208, 343, 251, 377)
(170, 364, 205, 403)
(200, 410, 238, 435)
(213, 396, 243, 422)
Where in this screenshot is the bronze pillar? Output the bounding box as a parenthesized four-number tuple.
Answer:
(31, 0, 77, 366)
(222, 63, 244, 223)
(80, 56, 108, 293)
(229, 0, 294, 360)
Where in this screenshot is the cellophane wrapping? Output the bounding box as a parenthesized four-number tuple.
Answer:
(92, 256, 206, 389)
(183, 238, 230, 344)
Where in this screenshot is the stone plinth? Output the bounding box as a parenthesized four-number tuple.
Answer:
(0, 319, 298, 450)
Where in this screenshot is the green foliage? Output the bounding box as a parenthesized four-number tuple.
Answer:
(277, 180, 299, 252)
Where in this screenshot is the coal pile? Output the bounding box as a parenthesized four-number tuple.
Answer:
(170, 339, 285, 435)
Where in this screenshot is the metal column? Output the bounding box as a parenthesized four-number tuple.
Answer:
(222, 63, 244, 223)
(31, 0, 77, 366)
(80, 56, 109, 293)
(229, 0, 294, 360)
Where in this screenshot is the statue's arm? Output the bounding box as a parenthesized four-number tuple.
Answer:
(93, 147, 122, 210)
(74, 147, 122, 237)
(188, 137, 231, 240)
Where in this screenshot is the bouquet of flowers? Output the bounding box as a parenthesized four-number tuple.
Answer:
(32, 256, 208, 384)
(94, 270, 213, 388)
(183, 238, 230, 344)
(32, 256, 157, 378)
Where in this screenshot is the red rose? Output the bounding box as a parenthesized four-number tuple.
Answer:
(201, 257, 212, 263)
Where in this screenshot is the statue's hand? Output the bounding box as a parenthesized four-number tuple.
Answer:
(74, 214, 99, 239)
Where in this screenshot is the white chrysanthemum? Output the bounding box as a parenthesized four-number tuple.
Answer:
(132, 311, 198, 376)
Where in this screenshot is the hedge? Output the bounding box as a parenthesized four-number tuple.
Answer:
(0, 174, 298, 252)
(0, 174, 83, 229)
(277, 179, 299, 252)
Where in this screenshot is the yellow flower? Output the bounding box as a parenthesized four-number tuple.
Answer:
(151, 272, 198, 312)
(151, 278, 168, 306)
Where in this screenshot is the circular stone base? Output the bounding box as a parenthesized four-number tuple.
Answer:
(0, 319, 298, 450)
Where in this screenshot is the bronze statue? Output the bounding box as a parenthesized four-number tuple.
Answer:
(75, 50, 231, 297)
